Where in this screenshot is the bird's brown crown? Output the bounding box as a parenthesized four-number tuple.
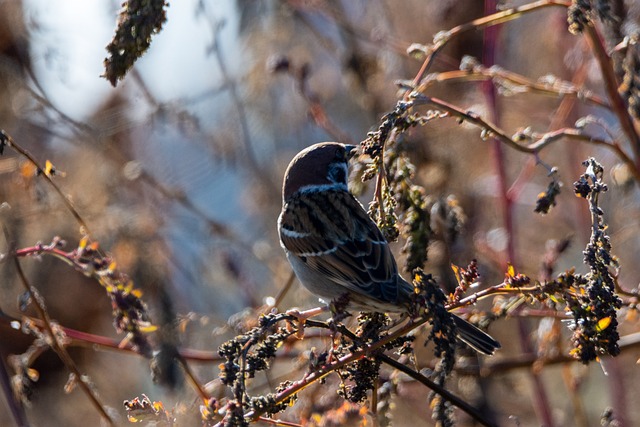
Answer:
(282, 142, 355, 201)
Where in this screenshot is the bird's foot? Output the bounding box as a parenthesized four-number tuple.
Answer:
(286, 306, 328, 339)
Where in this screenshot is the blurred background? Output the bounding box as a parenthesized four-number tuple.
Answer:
(1, 0, 640, 425)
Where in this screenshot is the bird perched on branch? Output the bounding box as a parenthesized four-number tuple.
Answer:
(278, 142, 500, 355)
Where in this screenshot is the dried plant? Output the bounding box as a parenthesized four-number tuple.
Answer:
(2, 1, 640, 426)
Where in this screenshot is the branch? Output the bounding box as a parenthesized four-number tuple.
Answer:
(584, 24, 640, 167)
(409, 94, 640, 181)
(378, 354, 496, 427)
(419, 67, 610, 110)
(409, 0, 571, 87)
(0, 130, 91, 236)
(6, 238, 115, 426)
(0, 339, 29, 427)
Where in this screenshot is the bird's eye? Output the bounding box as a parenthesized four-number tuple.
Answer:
(335, 148, 346, 161)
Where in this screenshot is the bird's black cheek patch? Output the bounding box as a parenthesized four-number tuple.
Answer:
(327, 163, 347, 185)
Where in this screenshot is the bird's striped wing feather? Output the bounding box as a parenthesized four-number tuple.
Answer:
(279, 190, 403, 305)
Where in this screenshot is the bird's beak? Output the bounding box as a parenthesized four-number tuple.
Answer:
(344, 144, 358, 161)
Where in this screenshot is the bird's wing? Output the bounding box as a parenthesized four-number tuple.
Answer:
(279, 190, 406, 305)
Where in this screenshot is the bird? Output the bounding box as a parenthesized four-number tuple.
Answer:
(277, 142, 500, 355)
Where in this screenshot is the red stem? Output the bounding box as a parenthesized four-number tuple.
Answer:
(584, 25, 640, 169)
(481, 2, 555, 426)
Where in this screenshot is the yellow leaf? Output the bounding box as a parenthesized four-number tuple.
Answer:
(200, 405, 211, 417)
(79, 236, 89, 250)
(507, 263, 515, 278)
(451, 264, 461, 284)
(139, 324, 158, 333)
(596, 316, 612, 332)
(124, 281, 134, 293)
(429, 396, 440, 409)
(44, 160, 54, 177)
(131, 289, 143, 298)
(108, 261, 117, 272)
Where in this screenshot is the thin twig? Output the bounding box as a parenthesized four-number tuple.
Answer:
(287, 64, 355, 144)
(257, 415, 303, 427)
(0, 336, 29, 427)
(378, 354, 496, 427)
(273, 271, 297, 311)
(410, 0, 571, 87)
(7, 241, 115, 425)
(409, 94, 640, 181)
(208, 18, 278, 193)
(584, 24, 640, 168)
(507, 61, 590, 203)
(419, 68, 610, 109)
(176, 354, 210, 402)
(0, 131, 91, 236)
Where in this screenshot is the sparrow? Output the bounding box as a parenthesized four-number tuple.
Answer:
(278, 142, 500, 355)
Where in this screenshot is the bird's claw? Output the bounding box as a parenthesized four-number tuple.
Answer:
(285, 306, 328, 339)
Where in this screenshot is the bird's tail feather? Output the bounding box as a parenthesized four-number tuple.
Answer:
(452, 315, 501, 355)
